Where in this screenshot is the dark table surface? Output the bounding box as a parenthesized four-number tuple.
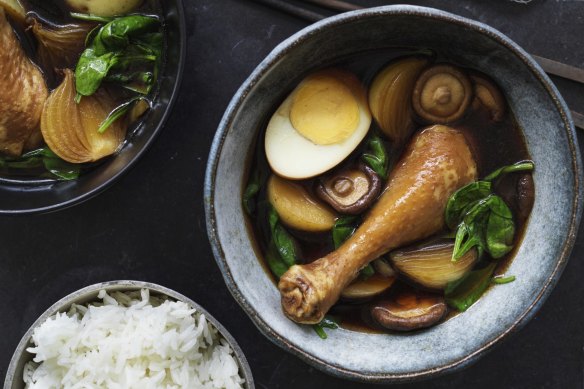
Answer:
(2, 0, 584, 388)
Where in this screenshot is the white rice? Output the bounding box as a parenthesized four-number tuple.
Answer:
(23, 289, 245, 389)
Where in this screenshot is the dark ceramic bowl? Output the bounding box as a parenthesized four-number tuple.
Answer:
(0, 1, 186, 215)
(205, 5, 582, 383)
(3, 280, 255, 389)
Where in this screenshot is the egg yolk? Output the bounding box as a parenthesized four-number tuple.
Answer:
(290, 74, 360, 145)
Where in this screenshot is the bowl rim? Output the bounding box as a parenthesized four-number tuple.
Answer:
(0, 0, 187, 216)
(3, 280, 255, 389)
(204, 4, 583, 383)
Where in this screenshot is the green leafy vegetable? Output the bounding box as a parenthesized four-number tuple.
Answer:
(75, 14, 161, 97)
(485, 198, 515, 258)
(445, 262, 497, 311)
(484, 161, 535, 182)
(446, 161, 534, 261)
(269, 206, 299, 268)
(71, 12, 114, 23)
(359, 264, 375, 279)
(98, 97, 147, 133)
(332, 216, 359, 249)
(331, 216, 373, 278)
(0, 147, 80, 180)
(312, 315, 340, 339)
(265, 244, 289, 279)
(243, 138, 270, 216)
(243, 172, 261, 215)
(492, 275, 516, 284)
(362, 133, 389, 178)
(445, 181, 492, 230)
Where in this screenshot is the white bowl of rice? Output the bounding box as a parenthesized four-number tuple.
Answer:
(3, 280, 253, 389)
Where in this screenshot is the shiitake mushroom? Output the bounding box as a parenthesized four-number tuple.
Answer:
(315, 163, 382, 215)
(413, 64, 473, 124)
(370, 288, 447, 331)
(470, 73, 506, 122)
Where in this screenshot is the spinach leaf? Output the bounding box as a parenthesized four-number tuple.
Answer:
(76, 48, 121, 96)
(360, 264, 375, 279)
(243, 137, 269, 216)
(71, 12, 114, 23)
(75, 15, 161, 97)
(0, 147, 80, 181)
(445, 262, 497, 311)
(332, 216, 373, 278)
(268, 206, 299, 268)
(332, 216, 359, 249)
(243, 171, 261, 215)
(362, 133, 389, 178)
(484, 160, 534, 182)
(492, 275, 516, 284)
(313, 315, 340, 339)
(265, 244, 289, 279)
(447, 161, 535, 261)
(485, 198, 515, 258)
(445, 181, 492, 230)
(451, 195, 515, 260)
(94, 15, 160, 56)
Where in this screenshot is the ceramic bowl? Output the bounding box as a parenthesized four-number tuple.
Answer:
(3, 280, 254, 389)
(0, 0, 186, 215)
(204, 5, 582, 383)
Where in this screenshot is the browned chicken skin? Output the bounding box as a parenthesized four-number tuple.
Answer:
(278, 125, 478, 324)
(0, 7, 48, 157)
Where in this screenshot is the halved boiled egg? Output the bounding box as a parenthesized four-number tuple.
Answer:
(265, 69, 371, 180)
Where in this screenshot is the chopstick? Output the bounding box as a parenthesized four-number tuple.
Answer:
(251, 0, 325, 22)
(251, 0, 584, 130)
(299, 0, 361, 11)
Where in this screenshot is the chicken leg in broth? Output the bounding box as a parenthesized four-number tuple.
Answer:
(0, 7, 48, 157)
(278, 125, 478, 324)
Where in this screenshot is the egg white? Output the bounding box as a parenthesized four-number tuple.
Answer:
(265, 83, 371, 180)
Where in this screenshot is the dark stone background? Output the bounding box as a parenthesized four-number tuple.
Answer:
(2, 0, 584, 388)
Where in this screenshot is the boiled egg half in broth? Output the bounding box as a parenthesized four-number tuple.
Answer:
(265, 69, 371, 179)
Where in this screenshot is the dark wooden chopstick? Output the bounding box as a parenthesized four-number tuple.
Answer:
(251, 0, 584, 130)
(251, 0, 325, 22)
(299, 0, 362, 11)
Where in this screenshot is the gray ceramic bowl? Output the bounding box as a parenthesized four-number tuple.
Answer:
(3, 281, 254, 389)
(204, 5, 583, 383)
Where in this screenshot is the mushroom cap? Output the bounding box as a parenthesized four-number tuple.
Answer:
(470, 73, 506, 122)
(412, 65, 472, 124)
(370, 289, 447, 331)
(315, 163, 382, 215)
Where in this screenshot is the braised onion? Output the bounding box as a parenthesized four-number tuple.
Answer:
(31, 19, 93, 73)
(0, 0, 25, 24)
(368, 57, 429, 143)
(41, 69, 126, 163)
(389, 239, 478, 290)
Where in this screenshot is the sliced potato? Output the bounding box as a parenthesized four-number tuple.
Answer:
(267, 174, 337, 232)
(66, 0, 142, 17)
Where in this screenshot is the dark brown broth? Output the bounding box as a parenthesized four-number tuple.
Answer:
(244, 51, 534, 333)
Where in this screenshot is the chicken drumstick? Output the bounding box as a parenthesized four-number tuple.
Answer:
(278, 125, 478, 324)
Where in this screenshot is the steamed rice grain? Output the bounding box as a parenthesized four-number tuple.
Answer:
(23, 289, 245, 389)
